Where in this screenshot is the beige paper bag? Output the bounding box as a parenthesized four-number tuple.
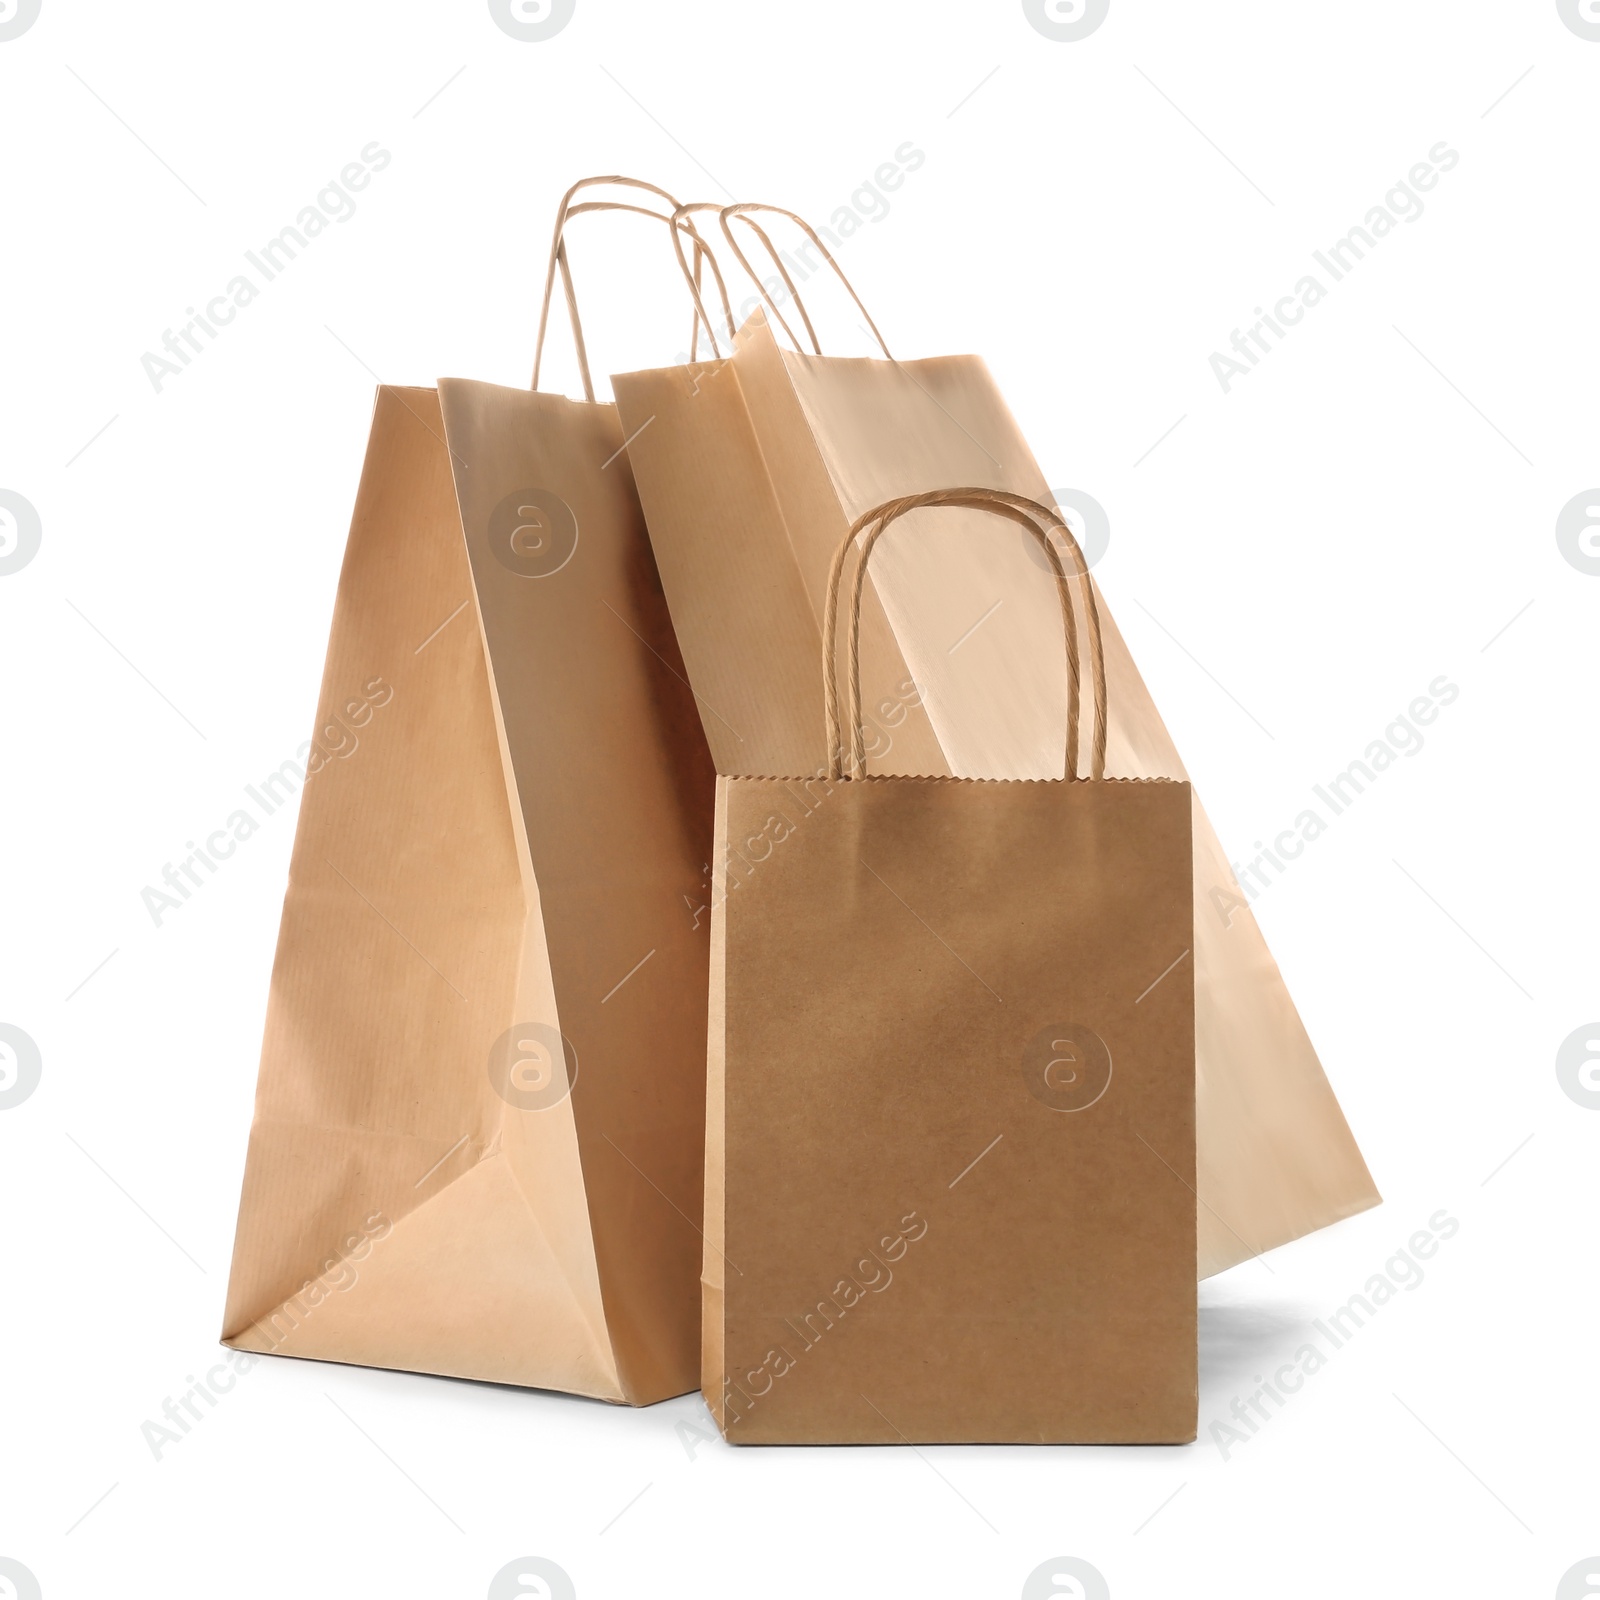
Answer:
(615, 207, 1379, 1279)
(707, 490, 1195, 1444)
(222, 181, 725, 1402)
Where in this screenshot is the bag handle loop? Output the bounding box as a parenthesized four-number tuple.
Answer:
(821, 489, 1107, 782)
(718, 203, 893, 360)
(666, 202, 809, 360)
(532, 177, 734, 398)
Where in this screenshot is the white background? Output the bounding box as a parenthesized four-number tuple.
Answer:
(2, 2, 1597, 1597)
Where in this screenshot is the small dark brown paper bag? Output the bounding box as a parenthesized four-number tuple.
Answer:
(704, 490, 1197, 1444)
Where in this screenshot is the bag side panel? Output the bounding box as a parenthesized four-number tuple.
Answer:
(222, 386, 619, 1397)
(439, 379, 717, 1404)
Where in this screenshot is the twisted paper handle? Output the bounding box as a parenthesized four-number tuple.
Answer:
(532, 177, 734, 397)
(821, 489, 1106, 782)
(717, 202, 893, 360)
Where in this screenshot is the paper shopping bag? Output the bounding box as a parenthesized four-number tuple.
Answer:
(706, 489, 1195, 1444)
(222, 179, 723, 1402)
(614, 208, 1378, 1279)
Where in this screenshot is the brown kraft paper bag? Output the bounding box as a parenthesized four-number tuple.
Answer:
(222, 180, 722, 1402)
(706, 489, 1195, 1444)
(614, 206, 1378, 1280)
